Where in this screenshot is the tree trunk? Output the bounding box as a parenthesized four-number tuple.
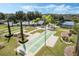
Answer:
(7, 21, 11, 36)
(7, 21, 12, 42)
(20, 20, 24, 42)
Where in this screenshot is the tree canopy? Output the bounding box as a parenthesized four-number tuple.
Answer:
(0, 12, 5, 20)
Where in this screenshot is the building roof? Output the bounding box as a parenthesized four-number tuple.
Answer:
(62, 21, 74, 26)
(37, 20, 44, 25)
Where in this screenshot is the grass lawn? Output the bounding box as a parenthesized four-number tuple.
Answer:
(36, 27, 77, 56)
(0, 25, 77, 56)
(54, 27, 69, 36)
(0, 37, 18, 56)
(36, 36, 77, 56)
(0, 24, 7, 29)
(0, 25, 21, 35)
(31, 29, 44, 34)
(24, 26, 37, 32)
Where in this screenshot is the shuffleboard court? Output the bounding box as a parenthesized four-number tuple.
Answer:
(17, 30, 53, 56)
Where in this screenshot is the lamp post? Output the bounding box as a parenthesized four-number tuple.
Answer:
(43, 18, 46, 46)
(45, 23, 47, 46)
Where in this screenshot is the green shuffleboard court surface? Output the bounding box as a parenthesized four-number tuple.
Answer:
(17, 30, 52, 55)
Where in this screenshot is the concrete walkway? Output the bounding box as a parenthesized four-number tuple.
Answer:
(46, 33, 58, 47)
(23, 27, 41, 36)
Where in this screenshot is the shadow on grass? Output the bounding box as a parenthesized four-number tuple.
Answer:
(45, 46, 56, 56)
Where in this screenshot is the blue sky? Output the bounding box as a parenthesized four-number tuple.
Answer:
(0, 3, 79, 14)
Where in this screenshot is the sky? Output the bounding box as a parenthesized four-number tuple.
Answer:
(0, 3, 79, 14)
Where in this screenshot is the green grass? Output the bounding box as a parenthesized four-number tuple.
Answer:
(36, 27, 77, 56)
(0, 25, 37, 56)
(24, 26, 36, 32)
(31, 29, 44, 34)
(36, 36, 77, 56)
(0, 24, 7, 29)
(0, 25, 77, 56)
(0, 37, 18, 56)
(54, 27, 69, 36)
(0, 25, 24, 56)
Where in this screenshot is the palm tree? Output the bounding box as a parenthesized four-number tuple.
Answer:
(7, 14, 16, 26)
(27, 11, 42, 26)
(27, 11, 36, 25)
(34, 11, 42, 19)
(15, 11, 28, 55)
(0, 12, 5, 24)
(5, 15, 13, 42)
(16, 11, 28, 43)
(23, 14, 28, 27)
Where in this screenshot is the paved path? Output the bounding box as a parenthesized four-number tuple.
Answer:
(46, 32, 58, 47)
(64, 46, 74, 56)
(23, 27, 40, 36)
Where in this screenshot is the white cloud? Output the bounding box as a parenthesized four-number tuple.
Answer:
(21, 4, 79, 14)
(53, 4, 71, 14)
(21, 4, 55, 11)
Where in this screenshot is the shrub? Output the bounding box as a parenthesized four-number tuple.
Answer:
(70, 29, 77, 34)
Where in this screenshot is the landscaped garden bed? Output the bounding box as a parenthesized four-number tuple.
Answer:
(64, 46, 75, 56)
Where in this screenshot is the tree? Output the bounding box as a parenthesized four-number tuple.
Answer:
(30, 12, 35, 20)
(7, 14, 17, 26)
(16, 11, 28, 55)
(34, 11, 42, 19)
(27, 11, 42, 25)
(16, 11, 25, 21)
(72, 16, 79, 23)
(42, 15, 55, 25)
(16, 11, 28, 42)
(5, 15, 13, 42)
(73, 23, 79, 33)
(27, 11, 35, 25)
(58, 16, 64, 25)
(32, 18, 41, 26)
(16, 11, 26, 42)
(73, 23, 79, 55)
(0, 12, 5, 20)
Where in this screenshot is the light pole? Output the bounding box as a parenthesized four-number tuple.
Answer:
(44, 18, 46, 46)
(45, 25, 47, 46)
